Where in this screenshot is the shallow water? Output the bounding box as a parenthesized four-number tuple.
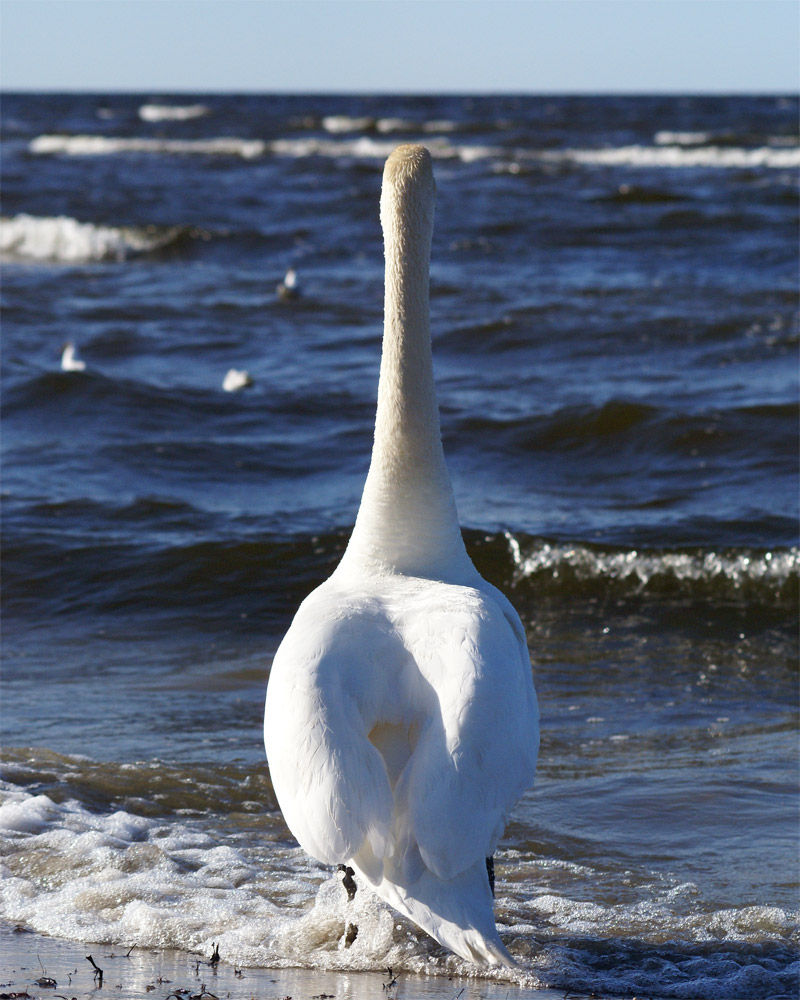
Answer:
(1, 93, 798, 998)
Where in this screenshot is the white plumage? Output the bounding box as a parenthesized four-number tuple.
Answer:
(61, 341, 86, 371)
(264, 144, 539, 966)
(222, 368, 253, 392)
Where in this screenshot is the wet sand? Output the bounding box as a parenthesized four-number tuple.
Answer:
(0, 924, 569, 1000)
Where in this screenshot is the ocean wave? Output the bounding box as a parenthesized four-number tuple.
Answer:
(654, 130, 713, 146)
(4, 514, 797, 626)
(321, 114, 374, 133)
(269, 134, 494, 162)
(550, 144, 800, 169)
(30, 134, 267, 159)
(0, 747, 275, 817)
(0, 763, 796, 994)
(30, 132, 800, 170)
(501, 533, 799, 603)
(139, 102, 210, 121)
(321, 115, 461, 135)
(0, 213, 189, 262)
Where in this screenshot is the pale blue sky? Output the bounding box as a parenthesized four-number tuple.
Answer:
(2, 0, 798, 93)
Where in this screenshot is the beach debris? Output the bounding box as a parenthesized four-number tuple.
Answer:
(85, 954, 103, 984)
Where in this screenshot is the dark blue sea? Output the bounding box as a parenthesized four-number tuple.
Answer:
(1, 94, 798, 999)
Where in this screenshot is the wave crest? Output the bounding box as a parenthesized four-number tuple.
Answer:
(502, 533, 799, 603)
(139, 103, 209, 121)
(0, 214, 188, 262)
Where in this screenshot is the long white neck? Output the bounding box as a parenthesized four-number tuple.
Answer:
(341, 145, 475, 582)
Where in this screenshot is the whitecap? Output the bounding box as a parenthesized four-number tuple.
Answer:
(30, 134, 266, 159)
(654, 130, 713, 146)
(548, 144, 800, 169)
(321, 115, 374, 133)
(0, 214, 181, 262)
(139, 103, 209, 122)
(504, 532, 798, 594)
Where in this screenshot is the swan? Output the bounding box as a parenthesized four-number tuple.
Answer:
(222, 368, 253, 392)
(276, 267, 300, 301)
(264, 144, 539, 966)
(61, 341, 86, 371)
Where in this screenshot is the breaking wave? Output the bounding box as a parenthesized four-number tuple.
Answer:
(1, 753, 797, 996)
(501, 533, 798, 604)
(0, 214, 190, 262)
(30, 133, 800, 170)
(138, 103, 210, 121)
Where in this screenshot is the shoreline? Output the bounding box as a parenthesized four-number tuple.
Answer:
(0, 923, 572, 1000)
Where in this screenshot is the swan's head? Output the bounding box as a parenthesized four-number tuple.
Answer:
(380, 144, 435, 246)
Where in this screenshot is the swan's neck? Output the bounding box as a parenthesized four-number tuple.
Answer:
(342, 146, 473, 582)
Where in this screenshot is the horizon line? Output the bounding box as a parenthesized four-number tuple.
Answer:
(3, 86, 797, 97)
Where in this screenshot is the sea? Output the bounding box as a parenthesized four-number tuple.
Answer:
(1, 93, 798, 1000)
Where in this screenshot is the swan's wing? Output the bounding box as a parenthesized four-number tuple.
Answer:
(401, 585, 539, 882)
(264, 587, 398, 868)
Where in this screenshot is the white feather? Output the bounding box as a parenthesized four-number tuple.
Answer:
(264, 144, 539, 966)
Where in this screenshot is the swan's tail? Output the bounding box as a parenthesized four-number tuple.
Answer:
(352, 854, 515, 967)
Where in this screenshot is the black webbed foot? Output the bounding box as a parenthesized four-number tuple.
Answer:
(337, 863, 357, 901)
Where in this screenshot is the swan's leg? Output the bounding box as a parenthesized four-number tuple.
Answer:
(486, 856, 495, 898)
(338, 863, 357, 901)
(338, 864, 359, 946)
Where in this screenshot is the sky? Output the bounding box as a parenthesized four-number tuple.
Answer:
(1, 0, 798, 94)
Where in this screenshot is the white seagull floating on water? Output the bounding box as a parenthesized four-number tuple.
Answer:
(264, 145, 539, 966)
(61, 341, 86, 371)
(222, 368, 253, 392)
(276, 267, 300, 301)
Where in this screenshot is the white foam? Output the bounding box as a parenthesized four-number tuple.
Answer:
(549, 144, 800, 169)
(505, 532, 798, 593)
(30, 135, 266, 159)
(0, 214, 179, 262)
(29, 132, 800, 170)
(0, 782, 796, 992)
(139, 103, 209, 122)
(375, 117, 413, 133)
(654, 131, 713, 146)
(321, 115, 374, 133)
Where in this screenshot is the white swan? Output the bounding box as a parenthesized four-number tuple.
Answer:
(264, 145, 539, 966)
(61, 341, 85, 371)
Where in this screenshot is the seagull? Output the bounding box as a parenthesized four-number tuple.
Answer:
(276, 267, 300, 301)
(61, 341, 86, 371)
(222, 368, 253, 392)
(264, 145, 539, 967)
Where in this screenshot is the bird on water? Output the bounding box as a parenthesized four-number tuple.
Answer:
(264, 144, 539, 966)
(61, 341, 86, 371)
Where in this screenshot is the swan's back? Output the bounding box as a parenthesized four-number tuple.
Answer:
(264, 144, 539, 966)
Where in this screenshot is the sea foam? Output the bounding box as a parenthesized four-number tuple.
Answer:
(29, 132, 800, 171)
(504, 532, 798, 599)
(0, 214, 182, 262)
(139, 103, 209, 122)
(0, 779, 796, 995)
